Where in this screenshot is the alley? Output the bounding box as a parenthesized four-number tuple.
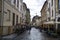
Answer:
(2, 27, 60, 40)
(0, 0, 60, 40)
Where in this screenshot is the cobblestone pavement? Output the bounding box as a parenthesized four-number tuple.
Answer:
(2, 27, 60, 40)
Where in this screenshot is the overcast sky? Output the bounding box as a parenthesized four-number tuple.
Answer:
(23, 0, 46, 19)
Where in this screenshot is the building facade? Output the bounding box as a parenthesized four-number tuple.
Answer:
(41, 1, 48, 30)
(32, 15, 40, 27)
(55, 0, 60, 34)
(25, 8, 31, 26)
(41, 0, 60, 34)
(0, 0, 23, 35)
(46, 0, 60, 34)
(21, 3, 27, 26)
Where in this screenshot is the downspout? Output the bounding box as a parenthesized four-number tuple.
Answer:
(2, 0, 4, 34)
(55, 0, 57, 33)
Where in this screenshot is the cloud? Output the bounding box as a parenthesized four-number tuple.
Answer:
(23, 0, 46, 19)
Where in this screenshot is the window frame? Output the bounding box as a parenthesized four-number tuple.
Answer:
(7, 10, 11, 21)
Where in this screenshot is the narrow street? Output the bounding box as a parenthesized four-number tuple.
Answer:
(0, 0, 60, 40)
(2, 27, 60, 40)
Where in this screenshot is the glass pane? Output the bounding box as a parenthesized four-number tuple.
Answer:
(59, 0, 60, 9)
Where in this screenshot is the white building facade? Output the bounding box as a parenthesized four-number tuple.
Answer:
(46, 0, 60, 34)
(0, 0, 23, 35)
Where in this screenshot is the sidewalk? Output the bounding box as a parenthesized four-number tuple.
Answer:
(2, 34, 17, 39)
(41, 30, 60, 38)
(2, 30, 27, 39)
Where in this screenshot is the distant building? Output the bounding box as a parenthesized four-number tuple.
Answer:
(32, 15, 41, 27)
(25, 8, 31, 25)
(22, 3, 27, 26)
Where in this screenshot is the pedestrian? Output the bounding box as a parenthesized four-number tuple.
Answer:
(28, 26, 31, 34)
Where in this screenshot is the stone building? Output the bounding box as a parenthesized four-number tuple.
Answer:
(32, 15, 40, 27)
(46, 0, 60, 34)
(0, 0, 23, 35)
(25, 8, 31, 25)
(21, 3, 27, 26)
(55, 0, 60, 34)
(41, 0, 60, 34)
(41, 1, 48, 30)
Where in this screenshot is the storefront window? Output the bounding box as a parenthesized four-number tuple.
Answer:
(59, 0, 60, 9)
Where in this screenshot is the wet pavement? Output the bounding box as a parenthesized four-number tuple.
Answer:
(2, 27, 60, 40)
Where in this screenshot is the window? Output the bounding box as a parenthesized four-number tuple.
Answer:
(14, 0, 16, 4)
(20, 5, 22, 11)
(48, 3, 50, 14)
(17, 0, 19, 8)
(20, 0, 22, 2)
(20, 17, 21, 23)
(0, 11, 1, 12)
(59, 10, 60, 14)
(48, 17, 50, 21)
(59, 0, 60, 9)
(59, 0, 60, 14)
(16, 15, 18, 24)
(12, 13, 15, 25)
(8, 0, 11, 3)
(52, 10, 53, 17)
(51, 0, 53, 6)
(7, 10, 11, 21)
(22, 13, 23, 17)
(4, 11, 7, 14)
(4, 11, 7, 21)
(58, 17, 60, 22)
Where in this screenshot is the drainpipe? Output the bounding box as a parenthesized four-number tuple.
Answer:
(55, 0, 57, 34)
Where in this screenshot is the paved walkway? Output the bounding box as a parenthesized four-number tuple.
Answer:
(2, 27, 60, 40)
(14, 27, 60, 40)
(2, 34, 17, 39)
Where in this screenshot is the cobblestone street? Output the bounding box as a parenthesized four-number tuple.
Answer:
(2, 27, 60, 40)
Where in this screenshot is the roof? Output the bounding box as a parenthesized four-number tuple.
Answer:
(40, 1, 47, 12)
(23, 2, 27, 8)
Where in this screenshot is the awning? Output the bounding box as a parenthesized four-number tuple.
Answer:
(43, 21, 60, 25)
(43, 21, 54, 24)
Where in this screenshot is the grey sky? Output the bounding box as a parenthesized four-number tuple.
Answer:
(23, 0, 46, 19)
